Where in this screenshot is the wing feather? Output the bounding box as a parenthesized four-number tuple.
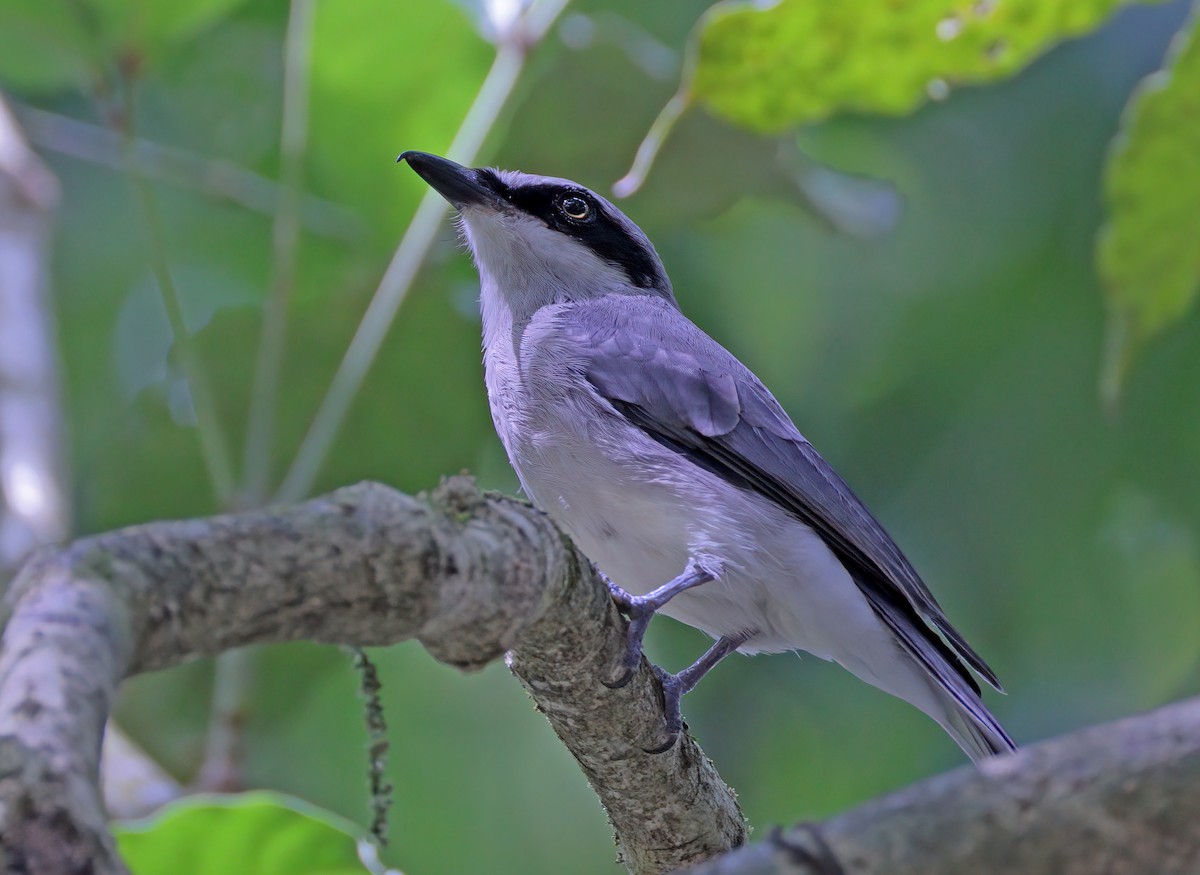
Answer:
(569, 297, 1003, 693)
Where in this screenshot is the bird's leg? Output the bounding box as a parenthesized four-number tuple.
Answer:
(646, 631, 752, 754)
(604, 564, 714, 689)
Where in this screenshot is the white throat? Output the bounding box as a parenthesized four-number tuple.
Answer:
(460, 207, 634, 357)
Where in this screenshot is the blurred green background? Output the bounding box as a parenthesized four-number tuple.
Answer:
(3, 0, 1199, 872)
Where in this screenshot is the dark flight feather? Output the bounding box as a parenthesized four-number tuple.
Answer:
(568, 294, 1005, 695)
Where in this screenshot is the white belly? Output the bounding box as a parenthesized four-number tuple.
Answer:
(503, 402, 893, 664)
(483, 317, 908, 680)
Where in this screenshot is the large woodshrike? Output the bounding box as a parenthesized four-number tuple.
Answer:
(400, 150, 1015, 761)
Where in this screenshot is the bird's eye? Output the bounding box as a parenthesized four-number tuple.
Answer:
(559, 195, 592, 221)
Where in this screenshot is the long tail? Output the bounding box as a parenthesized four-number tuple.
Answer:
(865, 585, 1017, 762)
(942, 696, 1016, 761)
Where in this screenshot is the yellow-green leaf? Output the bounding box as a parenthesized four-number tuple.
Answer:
(1097, 10, 1200, 407)
(690, 0, 1157, 133)
(115, 792, 371, 875)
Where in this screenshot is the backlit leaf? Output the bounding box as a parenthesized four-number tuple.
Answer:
(1097, 10, 1200, 407)
(689, 0, 1158, 133)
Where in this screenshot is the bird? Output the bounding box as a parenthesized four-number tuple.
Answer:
(399, 150, 1016, 761)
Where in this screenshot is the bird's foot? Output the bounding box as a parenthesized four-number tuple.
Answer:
(601, 593, 655, 690)
(603, 565, 715, 689)
(605, 577, 636, 613)
(643, 665, 687, 753)
(642, 632, 751, 754)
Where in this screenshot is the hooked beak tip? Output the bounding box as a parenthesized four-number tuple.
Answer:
(398, 150, 502, 211)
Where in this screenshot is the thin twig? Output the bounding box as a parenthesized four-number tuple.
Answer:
(612, 91, 689, 199)
(195, 646, 255, 791)
(115, 92, 238, 504)
(243, 0, 317, 503)
(196, 0, 319, 801)
(274, 0, 572, 503)
(274, 45, 523, 503)
(14, 104, 363, 242)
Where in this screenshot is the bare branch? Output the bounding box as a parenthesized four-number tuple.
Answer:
(3, 473, 1200, 874)
(680, 695, 1200, 875)
(509, 543, 748, 874)
(242, 0, 318, 503)
(114, 88, 238, 505)
(0, 478, 744, 875)
(275, 0, 572, 504)
(0, 92, 67, 585)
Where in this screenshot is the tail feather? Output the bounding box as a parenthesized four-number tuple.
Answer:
(863, 583, 1017, 762)
(943, 700, 1017, 761)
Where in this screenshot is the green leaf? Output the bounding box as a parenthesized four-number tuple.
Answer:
(688, 0, 1157, 133)
(1097, 10, 1200, 408)
(115, 792, 371, 875)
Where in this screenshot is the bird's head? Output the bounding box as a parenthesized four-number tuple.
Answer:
(399, 151, 673, 310)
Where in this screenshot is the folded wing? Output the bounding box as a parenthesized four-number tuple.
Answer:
(571, 296, 1003, 695)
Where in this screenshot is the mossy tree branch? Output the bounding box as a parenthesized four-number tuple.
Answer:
(2, 477, 1199, 875)
(0, 478, 744, 875)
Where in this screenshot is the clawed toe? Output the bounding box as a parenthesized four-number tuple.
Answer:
(606, 579, 636, 613)
(642, 730, 680, 755)
(605, 611, 653, 687)
(640, 635, 750, 754)
(641, 665, 686, 754)
(601, 569, 735, 754)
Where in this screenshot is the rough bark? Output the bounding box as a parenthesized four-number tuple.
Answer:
(508, 541, 748, 874)
(2, 475, 1200, 874)
(680, 695, 1200, 875)
(0, 478, 745, 875)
